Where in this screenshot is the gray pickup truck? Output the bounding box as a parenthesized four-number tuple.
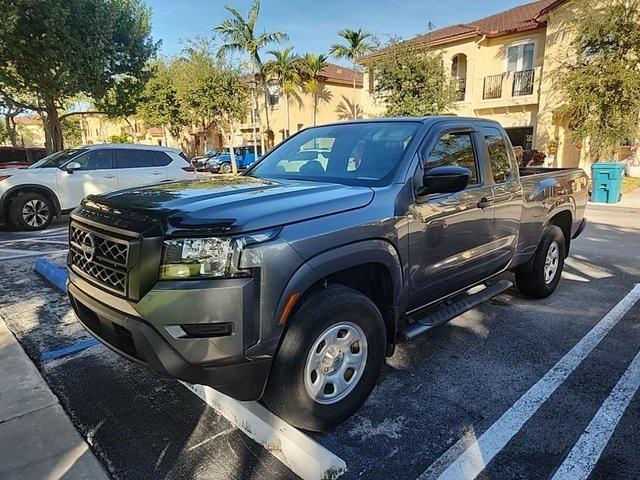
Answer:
(67, 117, 587, 431)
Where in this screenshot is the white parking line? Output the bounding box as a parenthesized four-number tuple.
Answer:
(182, 382, 347, 480)
(552, 348, 640, 480)
(419, 283, 640, 480)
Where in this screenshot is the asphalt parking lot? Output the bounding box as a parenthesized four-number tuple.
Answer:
(1, 205, 639, 480)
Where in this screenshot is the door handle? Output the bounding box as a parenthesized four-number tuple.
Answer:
(477, 197, 492, 209)
(103, 175, 116, 179)
(151, 172, 163, 175)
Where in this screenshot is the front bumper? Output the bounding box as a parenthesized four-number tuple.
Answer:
(68, 277, 272, 401)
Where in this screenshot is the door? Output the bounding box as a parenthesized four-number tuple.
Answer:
(407, 128, 496, 309)
(115, 149, 166, 189)
(482, 127, 524, 270)
(57, 149, 117, 208)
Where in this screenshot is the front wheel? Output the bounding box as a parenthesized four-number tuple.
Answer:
(220, 163, 232, 174)
(9, 192, 54, 231)
(263, 285, 386, 431)
(515, 224, 566, 298)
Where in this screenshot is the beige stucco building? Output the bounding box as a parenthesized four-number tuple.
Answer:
(80, 62, 363, 157)
(360, 0, 614, 170)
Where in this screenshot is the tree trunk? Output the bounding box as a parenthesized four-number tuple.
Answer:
(352, 62, 358, 119)
(286, 93, 290, 138)
(251, 85, 265, 154)
(5, 115, 17, 147)
(262, 84, 271, 148)
(44, 103, 64, 154)
(312, 94, 317, 126)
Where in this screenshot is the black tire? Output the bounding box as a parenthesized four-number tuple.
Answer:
(220, 163, 232, 174)
(515, 224, 566, 299)
(263, 285, 386, 432)
(8, 192, 54, 231)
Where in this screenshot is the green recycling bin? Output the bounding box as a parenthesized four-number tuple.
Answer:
(591, 163, 625, 204)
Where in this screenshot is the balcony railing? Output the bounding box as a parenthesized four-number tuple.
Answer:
(512, 69, 535, 96)
(483, 74, 504, 100)
(453, 77, 466, 102)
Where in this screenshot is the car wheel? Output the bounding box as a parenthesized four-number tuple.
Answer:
(9, 192, 54, 231)
(220, 163, 232, 174)
(515, 224, 566, 299)
(263, 285, 386, 432)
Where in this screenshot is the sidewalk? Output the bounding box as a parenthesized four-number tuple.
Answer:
(0, 316, 108, 480)
(588, 188, 640, 210)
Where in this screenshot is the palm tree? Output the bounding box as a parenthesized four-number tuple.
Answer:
(215, 0, 287, 148)
(266, 47, 301, 138)
(300, 53, 328, 126)
(330, 28, 374, 119)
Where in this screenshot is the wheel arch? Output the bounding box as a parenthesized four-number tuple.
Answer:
(545, 208, 573, 257)
(270, 239, 405, 358)
(1, 184, 62, 222)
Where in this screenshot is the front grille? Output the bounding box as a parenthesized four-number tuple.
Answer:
(70, 225, 130, 295)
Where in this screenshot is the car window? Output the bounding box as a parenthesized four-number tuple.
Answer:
(249, 122, 419, 187)
(116, 149, 155, 169)
(482, 127, 512, 183)
(154, 151, 172, 167)
(423, 132, 479, 184)
(73, 150, 113, 170)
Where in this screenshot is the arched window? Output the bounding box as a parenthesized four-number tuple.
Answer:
(451, 54, 467, 101)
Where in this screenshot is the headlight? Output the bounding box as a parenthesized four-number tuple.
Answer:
(159, 229, 279, 280)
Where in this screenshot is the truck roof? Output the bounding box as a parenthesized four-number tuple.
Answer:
(313, 116, 503, 128)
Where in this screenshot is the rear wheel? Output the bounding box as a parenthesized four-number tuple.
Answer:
(220, 163, 232, 174)
(263, 285, 386, 431)
(515, 224, 565, 298)
(9, 192, 54, 231)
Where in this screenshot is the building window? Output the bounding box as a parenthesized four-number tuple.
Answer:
(451, 54, 467, 101)
(267, 80, 280, 106)
(506, 42, 535, 73)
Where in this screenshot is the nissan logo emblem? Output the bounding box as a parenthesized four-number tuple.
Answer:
(80, 233, 96, 262)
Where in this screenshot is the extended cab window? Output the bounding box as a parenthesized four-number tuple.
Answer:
(423, 132, 479, 184)
(74, 150, 113, 170)
(483, 127, 512, 183)
(116, 149, 155, 168)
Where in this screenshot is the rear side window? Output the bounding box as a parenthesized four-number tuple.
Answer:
(74, 150, 113, 170)
(154, 151, 172, 166)
(178, 152, 190, 163)
(423, 132, 479, 184)
(483, 127, 512, 183)
(116, 149, 155, 169)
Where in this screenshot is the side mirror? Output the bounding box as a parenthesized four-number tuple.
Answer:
(66, 162, 81, 173)
(418, 165, 471, 196)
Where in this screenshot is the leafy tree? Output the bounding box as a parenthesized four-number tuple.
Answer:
(266, 48, 301, 137)
(330, 28, 374, 118)
(137, 59, 186, 138)
(368, 44, 454, 117)
(215, 0, 287, 148)
(61, 118, 83, 147)
(109, 132, 133, 144)
(0, 92, 25, 146)
(0, 0, 158, 153)
(555, 0, 640, 162)
(299, 53, 329, 126)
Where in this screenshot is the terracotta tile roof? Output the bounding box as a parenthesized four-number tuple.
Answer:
(320, 63, 363, 87)
(361, 0, 566, 62)
(248, 62, 363, 87)
(148, 127, 164, 136)
(13, 115, 41, 126)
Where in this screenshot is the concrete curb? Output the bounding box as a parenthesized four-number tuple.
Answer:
(35, 258, 68, 292)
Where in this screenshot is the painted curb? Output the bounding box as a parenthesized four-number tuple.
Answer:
(183, 382, 347, 480)
(34, 258, 68, 292)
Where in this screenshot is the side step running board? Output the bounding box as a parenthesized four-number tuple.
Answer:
(399, 280, 513, 342)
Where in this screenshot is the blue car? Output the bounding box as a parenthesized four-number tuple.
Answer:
(207, 146, 262, 174)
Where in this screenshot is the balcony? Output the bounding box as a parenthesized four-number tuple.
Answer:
(453, 77, 467, 102)
(512, 69, 535, 96)
(483, 74, 504, 100)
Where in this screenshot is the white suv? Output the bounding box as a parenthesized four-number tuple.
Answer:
(0, 144, 196, 231)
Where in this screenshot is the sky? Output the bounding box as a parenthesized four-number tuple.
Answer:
(147, 0, 533, 65)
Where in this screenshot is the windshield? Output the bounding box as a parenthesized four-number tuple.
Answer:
(29, 149, 85, 169)
(206, 148, 225, 157)
(248, 122, 419, 186)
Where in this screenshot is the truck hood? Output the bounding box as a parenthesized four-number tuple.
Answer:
(86, 176, 374, 235)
